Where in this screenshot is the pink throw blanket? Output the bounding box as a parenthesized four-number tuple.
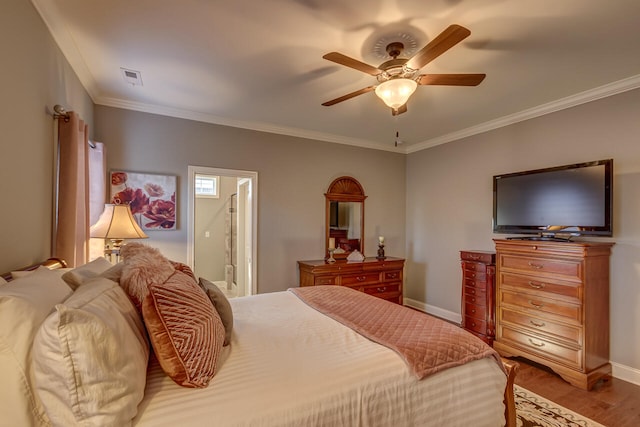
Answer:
(289, 286, 503, 380)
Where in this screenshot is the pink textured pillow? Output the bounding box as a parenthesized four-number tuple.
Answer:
(120, 243, 175, 309)
(142, 270, 225, 388)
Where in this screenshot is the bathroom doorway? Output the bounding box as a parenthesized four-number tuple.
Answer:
(187, 166, 257, 297)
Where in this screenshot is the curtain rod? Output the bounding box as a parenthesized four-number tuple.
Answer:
(53, 104, 70, 122)
(52, 105, 96, 148)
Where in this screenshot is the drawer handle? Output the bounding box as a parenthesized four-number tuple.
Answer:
(529, 320, 546, 328)
(468, 255, 480, 260)
(470, 308, 476, 314)
(388, 273, 397, 279)
(356, 276, 366, 282)
(470, 273, 476, 278)
(528, 338, 545, 347)
(529, 300, 545, 309)
(528, 262, 544, 269)
(377, 287, 387, 293)
(469, 289, 476, 295)
(528, 281, 545, 289)
(470, 297, 476, 303)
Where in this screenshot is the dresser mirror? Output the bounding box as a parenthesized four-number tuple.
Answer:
(325, 176, 366, 259)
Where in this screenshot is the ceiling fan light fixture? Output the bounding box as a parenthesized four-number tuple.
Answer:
(374, 78, 418, 109)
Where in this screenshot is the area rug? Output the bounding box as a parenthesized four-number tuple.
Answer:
(515, 385, 606, 427)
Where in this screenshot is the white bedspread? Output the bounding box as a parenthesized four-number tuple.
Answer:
(133, 291, 507, 426)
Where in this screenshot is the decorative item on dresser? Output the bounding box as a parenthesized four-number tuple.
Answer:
(298, 257, 405, 304)
(493, 239, 614, 390)
(460, 250, 496, 346)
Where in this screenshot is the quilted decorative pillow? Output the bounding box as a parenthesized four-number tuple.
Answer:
(199, 278, 234, 345)
(143, 270, 225, 388)
(0, 268, 72, 427)
(31, 277, 149, 426)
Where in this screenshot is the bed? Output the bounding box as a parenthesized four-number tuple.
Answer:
(0, 253, 517, 427)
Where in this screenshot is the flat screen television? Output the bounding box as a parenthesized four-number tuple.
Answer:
(493, 159, 613, 239)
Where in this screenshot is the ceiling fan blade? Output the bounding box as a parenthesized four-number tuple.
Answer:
(322, 86, 376, 106)
(405, 24, 471, 70)
(391, 104, 408, 116)
(417, 73, 486, 86)
(323, 52, 382, 76)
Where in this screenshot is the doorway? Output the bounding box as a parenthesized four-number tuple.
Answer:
(187, 166, 257, 296)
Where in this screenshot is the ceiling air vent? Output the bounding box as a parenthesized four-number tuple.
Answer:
(120, 68, 143, 86)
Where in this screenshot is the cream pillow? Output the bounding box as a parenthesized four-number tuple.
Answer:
(61, 257, 113, 290)
(0, 268, 72, 427)
(31, 277, 149, 427)
(10, 265, 50, 280)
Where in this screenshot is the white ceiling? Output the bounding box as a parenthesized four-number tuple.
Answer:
(33, 0, 640, 153)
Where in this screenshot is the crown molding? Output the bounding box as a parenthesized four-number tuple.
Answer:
(405, 75, 640, 154)
(95, 96, 405, 153)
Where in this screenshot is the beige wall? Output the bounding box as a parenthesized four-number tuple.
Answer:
(406, 88, 640, 372)
(0, 0, 93, 271)
(93, 106, 407, 294)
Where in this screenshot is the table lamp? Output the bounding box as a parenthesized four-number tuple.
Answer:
(90, 203, 148, 262)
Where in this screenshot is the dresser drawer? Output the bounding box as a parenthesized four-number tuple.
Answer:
(499, 325, 582, 369)
(464, 291, 486, 306)
(500, 290, 581, 323)
(464, 285, 486, 298)
(314, 275, 337, 286)
(463, 269, 486, 282)
(500, 272, 581, 302)
(382, 270, 402, 282)
(461, 251, 495, 264)
(362, 282, 401, 297)
(463, 261, 488, 272)
(500, 309, 582, 346)
(464, 316, 487, 335)
(500, 255, 581, 280)
(341, 272, 380, 286)
(464, 302, 486, 320)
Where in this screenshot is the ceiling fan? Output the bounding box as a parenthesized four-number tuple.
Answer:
(321, 24, 485, 116)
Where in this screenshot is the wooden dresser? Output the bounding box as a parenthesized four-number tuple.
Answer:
(298, 257, 404, 304)
(460, 250, 496, 346)
(493, 239, 614, 390)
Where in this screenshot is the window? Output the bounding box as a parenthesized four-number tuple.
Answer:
(195, 174, 219, 198)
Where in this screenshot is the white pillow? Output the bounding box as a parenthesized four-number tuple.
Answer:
(10, 265, 50, 280)
(0, 268, 72, 427)
(61, 257, 113, 290)
(31, 277, 149, 427)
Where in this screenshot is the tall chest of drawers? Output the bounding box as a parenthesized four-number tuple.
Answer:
(298, 257, 404, 304)
(460, 250, 496, 345)
(493, 239, 614, 390)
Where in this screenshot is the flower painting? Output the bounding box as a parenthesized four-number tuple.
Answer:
(110, 171, 177, 230)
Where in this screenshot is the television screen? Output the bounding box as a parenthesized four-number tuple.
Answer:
(493, 159, 613, 238)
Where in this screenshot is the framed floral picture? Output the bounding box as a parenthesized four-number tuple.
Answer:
(110, 170, 177, 230)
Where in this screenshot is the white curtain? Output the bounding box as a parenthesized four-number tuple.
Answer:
(89, 142, 106, 261)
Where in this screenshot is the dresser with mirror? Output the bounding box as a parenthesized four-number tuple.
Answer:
(298, 176, 405, 304)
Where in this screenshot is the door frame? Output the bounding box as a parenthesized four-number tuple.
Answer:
(187, 165, 258, 295)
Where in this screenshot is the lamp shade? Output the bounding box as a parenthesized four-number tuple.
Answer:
(90, 204, 148, 239)
(374, 78, 418, 109)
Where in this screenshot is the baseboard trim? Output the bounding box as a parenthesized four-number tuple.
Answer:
(404, 297, 462, 325)
(611, 361, 640, 386)
(403, 297, 640, 386)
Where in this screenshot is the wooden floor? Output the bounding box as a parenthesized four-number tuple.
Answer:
(513, 357, 640, 427)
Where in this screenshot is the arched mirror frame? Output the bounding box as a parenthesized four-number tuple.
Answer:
(325, 176, 366, 259)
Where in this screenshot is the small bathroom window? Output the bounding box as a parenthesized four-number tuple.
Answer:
(195, 174, 219, 198)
